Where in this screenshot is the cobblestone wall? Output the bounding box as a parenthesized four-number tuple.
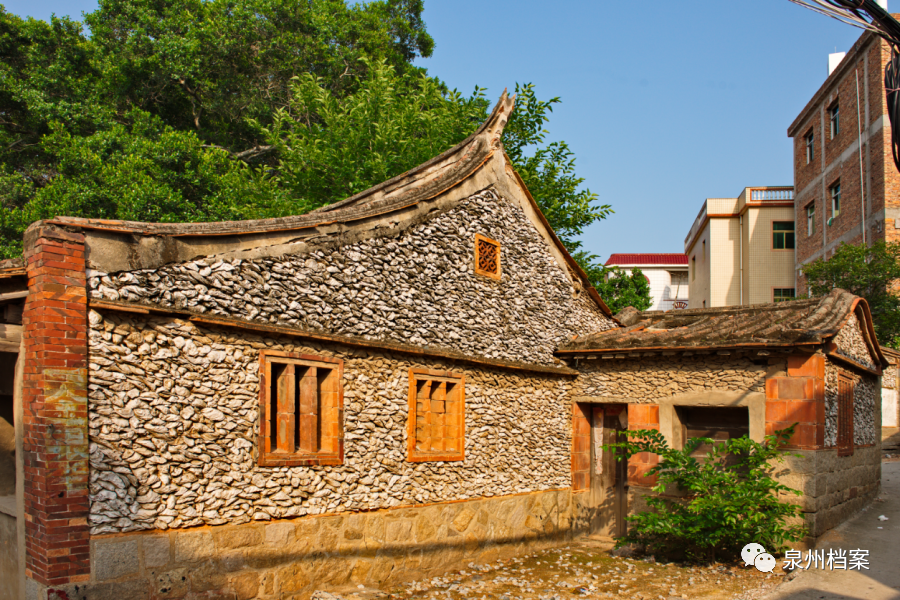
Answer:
(88, 312, 575, 535)
(574, 355, 766, 400)
(88, 189, 613, 367)
(823, 359, 878, 448)
(833, 314, 876, 370)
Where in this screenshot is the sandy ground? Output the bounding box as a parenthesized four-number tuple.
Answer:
(316, 457, 900, 600)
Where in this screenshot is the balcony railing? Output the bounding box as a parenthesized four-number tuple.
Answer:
(750, 188, 793, 201)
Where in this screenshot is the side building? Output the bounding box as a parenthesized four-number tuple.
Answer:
(604, 254, 688, 311)
(788, 33, 900, 293)
(684, 187, 795, 309)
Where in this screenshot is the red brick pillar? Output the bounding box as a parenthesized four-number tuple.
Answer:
(572, 403, 590, 491)
(627, 404, 659, 487)
(765, 354, 825, 449)
(21, 223, 90, 586)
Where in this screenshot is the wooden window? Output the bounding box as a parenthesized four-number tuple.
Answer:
(258, 351, 343, 466)
(407, 369, 465, 462)
(474, 234, 501, 280)
(774, 288, 795, 302)
(773, 221, 795, 249)
(679, 406, 749, 465)
(837, 373, 854, 456)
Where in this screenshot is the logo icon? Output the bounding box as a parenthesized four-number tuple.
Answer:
(754, 553, 777, 573)
(741, 543, 766, 567)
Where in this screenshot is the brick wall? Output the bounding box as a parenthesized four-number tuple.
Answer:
(626, 404, 659, 487)
(21, 223, 90, 585)
(765, 354, 825, 449)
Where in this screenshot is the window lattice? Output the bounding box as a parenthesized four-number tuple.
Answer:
(474, 234, 501, 279)
(407, 369, 465, 462)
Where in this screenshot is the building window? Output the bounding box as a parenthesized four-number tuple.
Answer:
(691, 256, 696, 281)
(474, 234, 501, 279)
(806, 131, 814, 164)
(830, 102, 840, 139)
(408, 369, 465, 462)
(807, 204, 815, 236)
(702, 240, 706, 259)
(259, 351, 343, 466)
(831, 182, 841, 218)
(772, 221, 795, 250)
(773, 288, 795, 302)
(837, 373, 854, 456)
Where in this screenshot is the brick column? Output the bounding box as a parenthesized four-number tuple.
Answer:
(572, 403, 590, 491)
(21, 223, 90, 586)
(765, 353, 825, 449)
(627, 404, 659, 487)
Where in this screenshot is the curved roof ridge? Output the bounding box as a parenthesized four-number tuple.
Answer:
(43, 92, 516, 238)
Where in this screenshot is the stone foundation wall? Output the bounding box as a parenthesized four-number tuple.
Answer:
(39, 489, 588, 600)
(0, 511, 17, 600)
(574, 355, 767, 400)
(774, 445, 881, 544)
(88, 312, 576, 535)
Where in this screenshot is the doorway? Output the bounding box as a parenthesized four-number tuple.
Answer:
(588, 404, 628, 539)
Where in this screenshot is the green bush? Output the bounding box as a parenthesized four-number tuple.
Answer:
(604, 426, 807, 562)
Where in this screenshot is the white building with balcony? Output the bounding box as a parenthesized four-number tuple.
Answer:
(604, 253, 689, 312)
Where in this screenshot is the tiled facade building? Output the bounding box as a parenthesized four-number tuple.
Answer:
(684, 187, 796, 308)
(0, 96, 886, 600)
(603, 254, 688, 311)
(788, 29, 900, 292)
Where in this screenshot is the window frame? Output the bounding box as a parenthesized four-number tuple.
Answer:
(773, 288, 796, 302)
(691, 256, 696, 281)
(772, 221, 795, 250)
(806, 203, 815, 237)
(805, 130, 815, 164)
(831, 181, 841, 218)
(407, 368, 465, 463)
(829, 102, 840, 139)
(258, 350, 344, 467)
(474, 233, 502, 280)
(837, 373, 854, 457)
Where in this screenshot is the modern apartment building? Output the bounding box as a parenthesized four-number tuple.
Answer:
(788, 29, 900, 292)
(684, 187, 796, 309)
(604, 253, 689, 311)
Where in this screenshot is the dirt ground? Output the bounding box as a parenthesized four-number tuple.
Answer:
(319, 540, 784, 600)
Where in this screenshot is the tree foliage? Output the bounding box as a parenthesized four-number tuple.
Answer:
(604, 427, 807, 562)
(575, 257, 652, 313)
(0, 1, 614, 272)
(802, 241, 900, 347)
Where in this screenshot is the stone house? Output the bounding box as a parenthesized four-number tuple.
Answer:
(0, 94, 887, 600)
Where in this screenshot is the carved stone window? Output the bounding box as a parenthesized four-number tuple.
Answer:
(474, 234, 501, 280)
(259, 351, 343, 466)
(407, 369, 465, 462)
(837, 373, 854, 457)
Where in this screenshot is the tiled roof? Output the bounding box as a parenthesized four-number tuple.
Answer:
(559, 289, 887, 367)
(605, 253, 688, 266)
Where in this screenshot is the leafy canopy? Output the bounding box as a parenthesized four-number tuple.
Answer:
(802, 241, 900, 347)
(604, 427, 807, 562)
(574, 258, 652, 313)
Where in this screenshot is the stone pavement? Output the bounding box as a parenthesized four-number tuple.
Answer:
(763, 460, 900, 600)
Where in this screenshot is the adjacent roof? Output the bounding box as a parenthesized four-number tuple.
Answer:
(558, 288, 887, 368)
(605, 253, 688, 266)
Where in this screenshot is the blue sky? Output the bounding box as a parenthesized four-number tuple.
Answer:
(3, 0, 866, 262)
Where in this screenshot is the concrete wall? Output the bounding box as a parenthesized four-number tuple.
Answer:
(33, 488, 591, 600)
(0, 510, 17, 600)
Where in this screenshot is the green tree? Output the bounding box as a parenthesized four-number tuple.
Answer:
(574, 258, 652, 313)
(604, 427, 806, 562)
(802, 241, 900, 347)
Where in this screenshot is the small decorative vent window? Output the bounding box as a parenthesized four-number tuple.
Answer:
(407, 369, 465, 462)
(474, 234, 501, 280)
(259, 351, 343, 466)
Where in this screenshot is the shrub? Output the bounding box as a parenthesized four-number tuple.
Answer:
(604, 426, 807, 562)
